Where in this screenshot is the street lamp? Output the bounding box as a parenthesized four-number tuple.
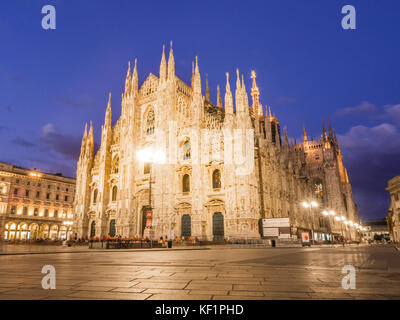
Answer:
(136, 146, 166, 240)
(302, 200, 319, 244)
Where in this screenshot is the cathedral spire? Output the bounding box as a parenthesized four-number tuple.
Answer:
(125, 61, 131, 94)
(224, 72, 233, 114)
(206, 74, 210, 101)
(131, 59, 138, 95)
(328, 117, 333, 139)
(217, 84, 222, 107)
(105, 93, 112, 127)
(193, 56, 201, 96)
(159, 45, 167, 83)
(241, 74, 249, 108)
(88, 120, 94, 149)
(235, 69, 241, 111)
(303, 122, 307, 143)
(80, 122, 88, 158)
(167, 41, 175, 81)
(191, 61, 194, 88)
(251, 70, 261, 117)
(82, 122, 87, 140)
(283, 126, 289, 150)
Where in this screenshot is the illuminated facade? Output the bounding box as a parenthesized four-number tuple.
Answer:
(387, 175, 400, 243)
(73, 43, 360, 241)
(0, 162, 76, 241)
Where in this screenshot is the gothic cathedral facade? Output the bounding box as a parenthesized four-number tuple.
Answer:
(73, 43, 360, 241)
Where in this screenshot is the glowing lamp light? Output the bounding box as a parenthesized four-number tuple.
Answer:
(344, 221, 349, 225)
(311, 201, 318, 208)
(136, 147, 166, 164)
(302, 202, 310, 208)
(322, 211, 329, 216)
(329, 210, 335, 216)
(341, 216, 346, 221)
(335, 216, 341, 221)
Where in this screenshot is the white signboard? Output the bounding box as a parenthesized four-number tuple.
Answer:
(279, 233, 291, 239)
(152, 219, 158, 227)
(262, 218, 290, 228)
(263, 227, 279, 237)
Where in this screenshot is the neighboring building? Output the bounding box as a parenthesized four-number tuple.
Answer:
(73, 43, 361, 241)
(362, 219, 390, 242)
(387, 175, 400, 243)
(0, 162, 76, 241)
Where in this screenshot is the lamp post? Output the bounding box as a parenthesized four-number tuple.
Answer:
(302, 201, 318, 244)
(136, 147, 166, 241)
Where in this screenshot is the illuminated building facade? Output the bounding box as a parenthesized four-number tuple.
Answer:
(73, 43, 361, 242)
(0, 162, 76, 241)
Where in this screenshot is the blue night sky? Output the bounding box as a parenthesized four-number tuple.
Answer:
(1, 0, 399, 221)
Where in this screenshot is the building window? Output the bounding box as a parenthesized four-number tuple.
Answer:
(36, 191, 40, 199)
(25, 190, 30, 197)
(112, 156, 119, 174)
(182, 174, 190, 193)
(14, 188, 19, 195)
(48, 185, 51, 189)
(313, 179, 323, 199)
(23, 207, 28, 215)
(144, 163, 150, 175)
(212, 169, 221, 189)
(54, 210, 58, 218)
(90, 221, 96, 238)
(64, 195, 68, 202)
(93, 189, 98, 204)
(145, 108, 155, 136)
(10, 206, 16, 214)
(109, 219, 116, 237)
(34, 208, 38, 216)
(16, 179, 19, 184)
(112, 186, 118, 202)
(46, 193, 50, 200)
(56, 194, 59, 201)
(183, 140, 191, 160)
(395, 193, 399, 201)
(44, 209, 49, 217)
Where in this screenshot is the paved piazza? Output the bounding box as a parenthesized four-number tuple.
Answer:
(0, 244, 400, 300)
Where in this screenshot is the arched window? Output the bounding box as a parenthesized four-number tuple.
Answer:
(212, 169, 221, 189)
(182, 174, 190, 193)
(90, 221, 96, 238)
(183, 140, 191, 160)
(112, 186, 118, 202)
(146, 108, 155, 136)
(313, 179, 323, 199)
(109, 219, 116, 237)
(112, 156, 119, 174)
(93, 189, 98, 204)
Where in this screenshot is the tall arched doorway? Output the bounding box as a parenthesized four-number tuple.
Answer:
(109, 219, 116, 237)
(181, 215, 191, 237)
(213, 212, 224, 241)
(90, 221, 96, 238)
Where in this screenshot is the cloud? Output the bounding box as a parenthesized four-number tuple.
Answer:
(337, 123, 400, 220)
(276, 96, 298, 105)
(11, 137, 36, 148)
(55, 95, 96, 109)
(383, 104, 400, 125)
(336, 101, 378, 116)
(39, 123, 82, 160)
